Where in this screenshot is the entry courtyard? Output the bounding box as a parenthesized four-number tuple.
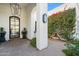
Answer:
(0, 3, 79, 56)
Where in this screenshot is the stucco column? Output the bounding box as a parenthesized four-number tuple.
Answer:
(36, 3, 48, 50)
(75, 3, 79, 39)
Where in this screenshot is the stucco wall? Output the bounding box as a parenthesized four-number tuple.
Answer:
(0, 4, 28, 40)
(26, 3, 36, 39)
(36, 3, 48, 50)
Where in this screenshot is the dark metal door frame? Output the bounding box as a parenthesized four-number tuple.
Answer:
(9, 16, 20, 39)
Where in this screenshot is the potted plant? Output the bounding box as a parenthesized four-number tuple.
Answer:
(0, 27, 6, 42)
(21, 28, 27, 39)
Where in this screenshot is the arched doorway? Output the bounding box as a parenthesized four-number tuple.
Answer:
(9, 16, 20, 39)
(27, 6, 37, 39)
(31, 6, 37, 38)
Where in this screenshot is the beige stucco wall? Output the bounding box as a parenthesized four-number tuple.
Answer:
(0, 3, 28, 40)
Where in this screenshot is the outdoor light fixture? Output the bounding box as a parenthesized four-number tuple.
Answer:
(42, 13, 47, 23)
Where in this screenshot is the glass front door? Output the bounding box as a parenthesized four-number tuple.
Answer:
(9, 16, 20, 39)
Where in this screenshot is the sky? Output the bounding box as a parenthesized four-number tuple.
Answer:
(48, 3, 64, 11)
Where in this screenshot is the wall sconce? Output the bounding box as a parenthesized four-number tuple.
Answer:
(42, 13, 47, 23)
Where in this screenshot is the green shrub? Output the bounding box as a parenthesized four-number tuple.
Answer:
(63, 40, 79, 56)
(48, 8, 76, 40)
(63, 49, 77, 56)
(31, 38, 36, 48)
